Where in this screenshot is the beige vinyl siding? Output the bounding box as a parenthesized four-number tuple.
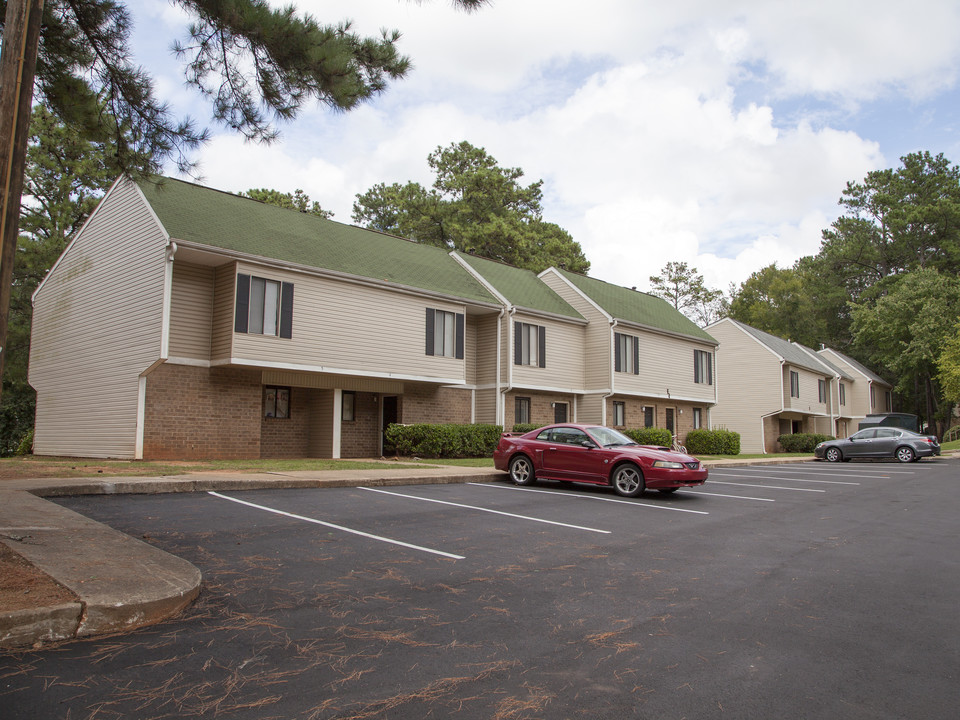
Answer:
(169, 262, 214, 361)
(784, 365, 830, 416)
(818, 350, 878, 424)
(474, 313, 499, 388)
(230, 263, 465, 382)
(510, 313, 584, 391)
(308, 390, 335, 457)
(539, 271, 610, 389)
(211, 264, 236, 361)
(708, 320, 783, 453)
(614, 332, 715, 402)
(30, 177, 167, 458)
(464, 315, 478, 385)
(475, 387, 497, 424)
(578, 394, 605, 424)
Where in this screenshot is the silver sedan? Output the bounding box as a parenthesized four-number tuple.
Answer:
(815, 428, 941, 463)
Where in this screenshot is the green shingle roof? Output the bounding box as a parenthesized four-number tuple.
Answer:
(555, 269, 718, 344)
(457, 254, 583, 320)
(137, 177, 498, 305)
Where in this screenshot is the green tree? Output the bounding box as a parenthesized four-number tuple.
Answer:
(850, 269, 960, 438)
(648, 261, 723, 326)
(727, 264, 824, 347)
(240, 188, 333, 219)
(0, 105, 121, 454)
(352, 141, 590, 273)
(5, 0, 488, 176)
(936, 318, 960, 405)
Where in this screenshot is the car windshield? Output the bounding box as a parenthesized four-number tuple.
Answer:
(587, 426, 638, 448)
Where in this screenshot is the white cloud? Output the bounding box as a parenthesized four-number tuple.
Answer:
(140, 0, 957, 297)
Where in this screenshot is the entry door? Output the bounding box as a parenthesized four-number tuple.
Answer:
(381, 396, 399, 455)
(666, 408, 675, 435)
(554, 402, 568, 423)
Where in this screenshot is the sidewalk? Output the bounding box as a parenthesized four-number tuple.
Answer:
(4, 453, 940, 649)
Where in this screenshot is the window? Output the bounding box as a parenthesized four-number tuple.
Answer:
(694, 349, 713, 385)
(818, 379, 827, 403)
(235, 274, 294, 338)
(643, 406, 654, 428)
(614, 332, 639, 374)
(884, 391, 892, 412)
(425, 308, 464, 358)
(790, 371, 800, 398)
(839, 382, 846, 406)
(342, 391, 356, 421)
(264, 386, 290, 418)
(515, 397, 531, 425)
(613, 401, 625, 426)
(514, 322, 546, 367)
(693, 407, 702, 429)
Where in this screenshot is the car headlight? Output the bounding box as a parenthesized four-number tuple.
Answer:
(653, 460, 684, 469)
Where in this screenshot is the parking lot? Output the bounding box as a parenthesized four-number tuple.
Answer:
(2, 459, 958, 719)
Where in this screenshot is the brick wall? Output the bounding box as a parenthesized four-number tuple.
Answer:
(400, 385, 473, 424)
(340, 392, 382, 458)
(260, 387, 316, 458)
(505, 391, 576, 429)
(605, 396, 708, 444)
(143, 364, 262, 459)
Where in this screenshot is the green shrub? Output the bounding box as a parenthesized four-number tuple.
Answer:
(777, 433, 834, 453)
(385, 423, 503, 458)
(511, 423, 543, 434)
(685, 428, 741, 455)
(621, 427, 672, 447)
(15, 428, 34, 456)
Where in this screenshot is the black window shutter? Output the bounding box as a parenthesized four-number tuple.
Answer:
(514, 321, 522, 365)
(694, 350, 700, 383)
(455, 313, 465, 360)
(234, 274, 250, 333)
(614, 332, 622, 372)
(707, 352, 713, 385)
(425, 308, 435, 356)
(279, 282, 294, 339)
(633, 335, 639, 375)
(538, 325, 546, 368)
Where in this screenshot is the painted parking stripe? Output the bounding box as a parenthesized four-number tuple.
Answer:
(469, 483, 710, 515)
(710, 471, 859, 486)
(707, 481, 825, 493)
(361, 487, 613, 532)
(723, 467, 880, 480)
(208, 491, 465, 560)
(798, 463, 916, 474)
(678, 490, 775, 502)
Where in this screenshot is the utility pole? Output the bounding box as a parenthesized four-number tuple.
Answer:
(0, 0, 44, 405)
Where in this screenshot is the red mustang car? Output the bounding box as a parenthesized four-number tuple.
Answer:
(493, 423, 707, 497)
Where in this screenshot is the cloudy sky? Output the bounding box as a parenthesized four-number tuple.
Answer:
(128, 0, 960, 296)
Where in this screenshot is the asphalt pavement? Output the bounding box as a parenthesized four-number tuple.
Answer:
(0, 454, 953, 649)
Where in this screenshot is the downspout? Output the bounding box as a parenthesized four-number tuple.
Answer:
(759, 359, 787, 454)
(137, 241, 176, 460)
(495, 306, 505, 426)
(501, 307, 517, 426)
(602, 319, 619, 425)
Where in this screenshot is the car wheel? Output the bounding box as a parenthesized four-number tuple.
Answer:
(895, 446, 915, 463)
(657, 488, 678, 495)
(612, 464, 645, 497)
(508, 455, 535, 485)
(825, 447, 842, 463)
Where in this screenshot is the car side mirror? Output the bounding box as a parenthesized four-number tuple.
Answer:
(580, 439, 597, 448)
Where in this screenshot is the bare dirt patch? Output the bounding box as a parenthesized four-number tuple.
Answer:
(0, 540, 79, 613)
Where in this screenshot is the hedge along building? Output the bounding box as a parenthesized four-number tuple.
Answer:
(29, 176, 718, 460)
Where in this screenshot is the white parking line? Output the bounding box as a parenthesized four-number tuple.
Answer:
(711, 472, 859, 486)
(798, 463, 916, 474)
(469, 483, 710, 515)
(707, 481, 826, 493)
(723, 467, 881, 480)
(208, 491, 465, 560)
(678, 490, 775, 502)
(361, 487, 612, 532)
